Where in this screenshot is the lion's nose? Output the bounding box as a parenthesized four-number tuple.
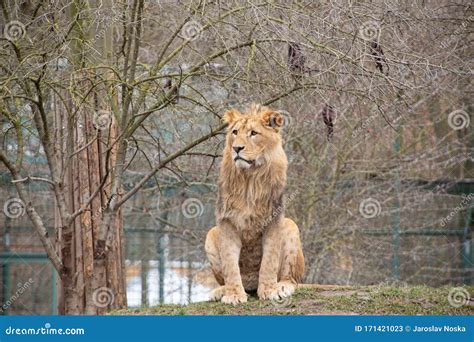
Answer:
(233, 146, 245, 154)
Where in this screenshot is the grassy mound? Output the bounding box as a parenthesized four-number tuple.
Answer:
(113, 285, 473, 315)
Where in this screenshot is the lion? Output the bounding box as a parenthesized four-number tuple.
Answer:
(205, 104, 305, 305)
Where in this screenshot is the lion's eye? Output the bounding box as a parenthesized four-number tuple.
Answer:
(232, 129, 238, 135)
(250, 130, 258, 136)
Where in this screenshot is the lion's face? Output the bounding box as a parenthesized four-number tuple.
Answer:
(223, 105, 284, 170)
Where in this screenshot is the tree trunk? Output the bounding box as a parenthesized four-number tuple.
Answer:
(53, 0, 126, 314)
(53, 81, 126, 314)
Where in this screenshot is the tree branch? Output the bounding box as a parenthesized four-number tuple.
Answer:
(0, 149, 65, 275)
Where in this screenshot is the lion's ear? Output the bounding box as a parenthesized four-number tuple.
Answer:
(222, 108, 242, 124)
(261, 110, 283, 130)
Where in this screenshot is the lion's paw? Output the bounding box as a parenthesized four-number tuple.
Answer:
(221, 293, 247, 305)
(209, 286, 225, 301)
(258, 283, 280, 301)
(275, 281, 296, 298)
(258, 281, 296, 300)
(221, 286, 247, 305)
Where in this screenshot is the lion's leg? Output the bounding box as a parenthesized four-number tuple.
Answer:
(257, 219, 282, 300)
(258, 218, 304, 300)
(278, 218, 305, 286)
(205, 223, 247, 304)
(205, 227, 226, 301)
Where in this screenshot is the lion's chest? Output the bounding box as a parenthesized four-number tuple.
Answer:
(239, 234, 263, 290)
(225, 208, 267, 241)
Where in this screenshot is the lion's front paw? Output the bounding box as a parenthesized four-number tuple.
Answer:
(258, 281, 296, 300)
(221, 286, 247, 305)
(221, 293, 247, 305)
(276, 281, 296, 298)
(209, 286, 225, 301)
(257, 283, 280, 300)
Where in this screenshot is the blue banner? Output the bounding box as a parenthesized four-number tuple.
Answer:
(0, 315, 472, 342)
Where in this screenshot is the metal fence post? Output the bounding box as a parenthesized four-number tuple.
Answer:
(392, 134, 401, 280)
(461, 192, 473, 285)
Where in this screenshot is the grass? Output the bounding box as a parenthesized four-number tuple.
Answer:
(113, 284, 474, 315)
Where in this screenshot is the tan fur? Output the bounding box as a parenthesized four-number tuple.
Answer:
(205, 104, 305, 304)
